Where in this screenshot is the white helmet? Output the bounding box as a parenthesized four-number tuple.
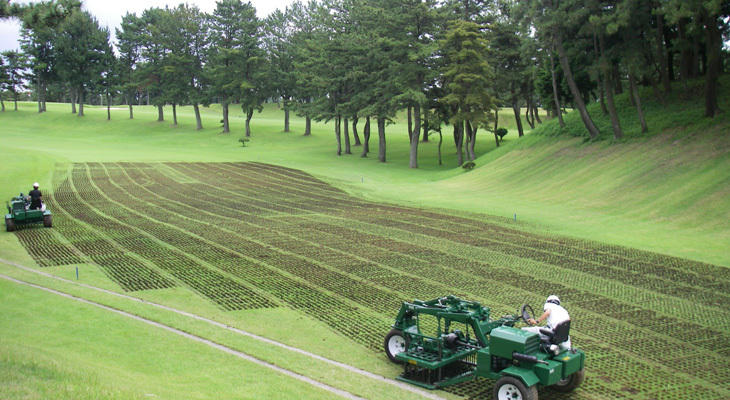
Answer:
(546, 295, 561, 306)
(33, 182, 39, 188)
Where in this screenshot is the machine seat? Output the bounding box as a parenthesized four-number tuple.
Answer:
(539, 320, 570, 345)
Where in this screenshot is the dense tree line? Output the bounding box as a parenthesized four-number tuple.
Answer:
(1, 0, 728, 167)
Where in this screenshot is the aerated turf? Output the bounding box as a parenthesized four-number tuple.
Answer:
(12, 161, 730, 399)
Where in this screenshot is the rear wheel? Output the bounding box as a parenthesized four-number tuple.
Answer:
(384, 329, 408, 363)
(5, 217, 14, 232)
(43, 214, 52, 228)
(493, 376, 537, 400)
(551, 368, 585, 393)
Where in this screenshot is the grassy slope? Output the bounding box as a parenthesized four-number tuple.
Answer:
(0, 280, 342, 400)
(0, 76, 727, 398)
(3, 82, 727, 266)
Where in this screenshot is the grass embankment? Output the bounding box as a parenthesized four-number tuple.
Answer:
(0, 279, 340, 400)
(438, 79, 729, 265)
(2, 82, 728, 265)
(0, 75, 727, 399)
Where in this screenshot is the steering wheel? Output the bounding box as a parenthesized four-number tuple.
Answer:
(521, 304, 535, 325)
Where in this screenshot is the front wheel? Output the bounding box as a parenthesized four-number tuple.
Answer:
(493, 376, 538, 400)
(384, 329, 408, 363)
(5, 217, 14, 232)
(551, 368, 585, 393)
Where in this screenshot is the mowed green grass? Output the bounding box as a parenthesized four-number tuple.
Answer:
(0, 76, 728, 399)
(2, 90, 727, 266)
(0, 279, 342, 400)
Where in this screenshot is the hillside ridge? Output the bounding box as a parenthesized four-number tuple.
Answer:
(434, 76, 730, 265)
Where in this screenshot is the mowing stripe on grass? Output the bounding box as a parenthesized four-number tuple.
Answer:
(0, 258, 446, 400)
(0, 272, 365, 400)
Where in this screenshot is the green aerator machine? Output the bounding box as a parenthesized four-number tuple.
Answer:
(384, 295, 585, 400)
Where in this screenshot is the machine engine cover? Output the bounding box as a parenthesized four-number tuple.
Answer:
(489, 326, 540, 359)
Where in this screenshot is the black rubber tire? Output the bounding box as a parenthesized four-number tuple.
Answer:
(493, 376, 538, 400)
(6, 217, 14, 232)
(384, 328, 409, 364)
(551, 368, 585, 393)
(43, 214, 52, 228)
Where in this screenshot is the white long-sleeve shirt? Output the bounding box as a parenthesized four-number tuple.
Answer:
(544, 302, 570, 329)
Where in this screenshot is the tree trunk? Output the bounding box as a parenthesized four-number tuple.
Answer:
(493, 107, 500, 147)
(377, 116, 386, 163)
(534, 102, 542, 124)
(41, 82, 47, 112)
(304, 116, 311, 136)
(598, 80, 609, 115)
(454, 122, 464, 166)
(612, 68, 623, 95)
(702, 8, 722, 118)
(409, 103, 420, 169)
(71, 90, 77, 114)
(107, 94, 111, 120)
(245, 108, 253, 137)
(523, 80, 535, 129)
(172, 103, 178, 126)
(344, 117, 351, 154)
(691, 34, 701, 78)
(628, 73, 648, 133)
(554, 33, 601, 139)
(352, 116, 361, 146)
(654, 11, 671, 93)
(594, 34, 609, 116)
(422, 107, 429, 142)
(599, 33, 623, 141)
(604, 76, 622, 141)
(467, 121, 477, 161)
(284, 108, 290, 132)
(37, 81, 43, 113)
(78, 90, 84, 117)
(548, 48, 565, 127)
(1, 98, 4, 112)
(127, 95, 134, 119)
(437, 128, 442, 165)
(335, 115, 342, 156)
(407, 106, 413, 140)
(464, 118, 471, 155)
(646, 73, 666, 106)
(677, 18, 692, 82)
(157, 105, 164, 122)
(664, 27, 675, 82)
(525, 100, 535, 129)
(361, 117, 370, 157)
(193, 104, 203, 130)
(464, 120, 472, 161)
(511, 86, 524, 137)
(222, 102, 230, 133)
